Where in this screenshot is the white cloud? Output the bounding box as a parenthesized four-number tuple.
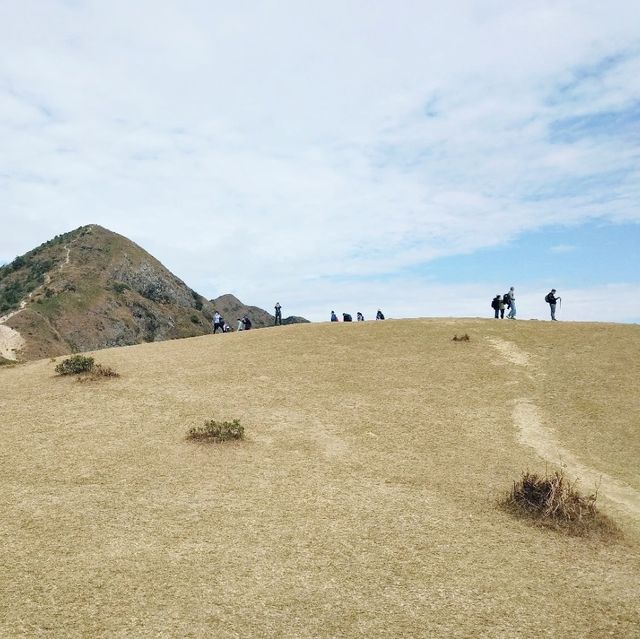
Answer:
(1, 1, 639, 320)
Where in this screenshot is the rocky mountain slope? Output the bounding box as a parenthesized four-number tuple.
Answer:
(0, 225, 307, 360)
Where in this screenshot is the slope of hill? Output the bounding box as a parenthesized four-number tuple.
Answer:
(0, 225, 308, 360)
(1, 318, 638, 637)
(211, 293, 310, 329)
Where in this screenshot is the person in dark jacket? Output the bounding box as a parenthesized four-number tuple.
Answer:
(491, 295, 502, 319)
(545, 289, 561, 321)
(274, 302, 282, 326)
(330, 311, 338, 322)
(376, 309, 385, 320)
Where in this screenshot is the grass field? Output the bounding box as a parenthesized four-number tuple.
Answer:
(1, 318, 639, 638)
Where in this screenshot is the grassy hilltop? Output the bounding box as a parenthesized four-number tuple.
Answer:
(1, 318, 639, 637)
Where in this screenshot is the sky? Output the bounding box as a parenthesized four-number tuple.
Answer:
(1, 1, 639, 323)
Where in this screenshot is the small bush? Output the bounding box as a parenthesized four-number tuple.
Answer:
(54, 355, 119, 381)
(188, 419, 244, 443)
(111, 282, 130, 294)
(452, 333, 470, 341)
(501, 468, 620, 538)
(55, 355, 95, 375)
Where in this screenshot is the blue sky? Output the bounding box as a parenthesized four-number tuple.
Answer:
(1, 1, 639, 323)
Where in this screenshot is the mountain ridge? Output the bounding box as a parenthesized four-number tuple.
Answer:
(0, 224, 307, 360)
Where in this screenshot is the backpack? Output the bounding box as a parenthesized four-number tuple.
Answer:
(544, 293, 552, 303)
(503, 293, 511, 307)
(491, 298, 499, 309)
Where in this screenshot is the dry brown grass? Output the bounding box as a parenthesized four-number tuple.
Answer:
(1, 318, 639, 638)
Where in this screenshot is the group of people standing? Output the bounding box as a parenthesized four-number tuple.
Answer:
(330, 309, 385, 322)
(491, 287, 562, 320)
(491, 287, 517, 320)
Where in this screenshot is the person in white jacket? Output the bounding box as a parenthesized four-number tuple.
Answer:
(506, 287, 517, 319)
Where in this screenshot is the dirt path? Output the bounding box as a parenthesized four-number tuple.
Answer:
(487, 337, 640, 518)
(513, 399, 640, 517)
(0, 324, 24, 360)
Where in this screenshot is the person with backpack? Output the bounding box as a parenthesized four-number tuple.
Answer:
(356, 312, 364, 321)
(376, 309, 385, 320)
(545, 289, 561, 321)
(505, 287, 516, 319)
(330, 311, 338, 322)
(491, 295, 502, 319)
(274, 302, 282, 326)
(242, 316, 252, 330)
(343, 313, 352, 322)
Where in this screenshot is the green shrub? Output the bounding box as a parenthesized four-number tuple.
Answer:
(55, 355, 95, 375)
(111, 282, 130, 294)
(188, 419, 244, 443)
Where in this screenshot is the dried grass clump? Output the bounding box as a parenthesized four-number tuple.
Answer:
(452, 333, 470, 342)
(187, 419, 244, 443)
(76, 364, 120, 382)
(501, 468, 620, 538)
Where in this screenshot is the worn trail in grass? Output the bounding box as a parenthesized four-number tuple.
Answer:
(487, 336, 640, 518)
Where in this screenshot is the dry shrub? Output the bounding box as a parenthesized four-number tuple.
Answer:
(76, 364, 120, 382)
(501, 468, 620, 538)
(452, 333, 470, 342)
(188, 419, 244, 443)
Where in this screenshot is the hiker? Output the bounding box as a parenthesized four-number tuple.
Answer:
(343, 313, 352, 322)
(213, 311, 224, 334)
(223, 322, 232, 332)
(274, 302, 282, 326)
(491, 295, 502, 319)
(356, 312, 364, 321)
(376, 309, 385, 320)
(330, 311, 338, 322)
(242, 316, 252, 330)
(506, 287, 516, 319)
(545, 289, 561, 321)
(237, 318, 244, 331)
